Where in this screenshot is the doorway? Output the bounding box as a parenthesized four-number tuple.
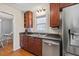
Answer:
(0, 11, 14, 55)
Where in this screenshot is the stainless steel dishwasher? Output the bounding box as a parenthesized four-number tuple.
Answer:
(42, 39, 60, 56)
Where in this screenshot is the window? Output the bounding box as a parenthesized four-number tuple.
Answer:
(36, 15, 47, 32)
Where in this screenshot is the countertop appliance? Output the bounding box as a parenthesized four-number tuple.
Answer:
(42, 39, 60, 56)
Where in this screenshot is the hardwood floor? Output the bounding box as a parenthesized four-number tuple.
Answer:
(0, 40, 33, 56)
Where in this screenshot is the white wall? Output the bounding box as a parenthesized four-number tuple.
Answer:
(0, 4, 25, 51)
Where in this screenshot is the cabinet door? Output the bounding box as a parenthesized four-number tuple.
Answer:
(20, 34, 25, 48)
(28, 11, 33, 27)
(20, 34, 29, 50)
(20, 34, 23, 48)
(33, 37, 42, 56)
(24, 12, 29, 28)
(24, 11, 33, 28)
(28, 37, 34, 53)
(23, 35, 29, 50)
(50, 3, 60, 28)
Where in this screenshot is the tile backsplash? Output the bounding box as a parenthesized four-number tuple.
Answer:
(27, 27, 61, 34)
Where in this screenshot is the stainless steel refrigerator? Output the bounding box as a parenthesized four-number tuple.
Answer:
(62, 4, 79, 56)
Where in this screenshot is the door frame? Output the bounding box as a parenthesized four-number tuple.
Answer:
(0, 11, 14, 51)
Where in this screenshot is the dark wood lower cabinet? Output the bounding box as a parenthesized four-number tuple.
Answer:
(20, 34, 25, 49)
(28, 37, 34, 53)
(20, 34, 42, 56)
(20, 34, 27, 50)
(33, 37, 42, 56)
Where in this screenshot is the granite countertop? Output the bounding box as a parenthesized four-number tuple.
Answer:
(26, 34, 61, 41)
(20, 32, 61, 41)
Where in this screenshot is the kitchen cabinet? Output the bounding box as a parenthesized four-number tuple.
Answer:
(20, 34, 26, 49)
(20, 34, 29, 50)
(33, 37, 42, 56)
(20, 34, 42, 56)
(24, 11, 33, 28)
(28, 37, 34, 53)
(20, 34, 24, 48)
(28, 37, 42, 55)
(50, 3, 60, 28)
(59, 3, 76, 9)
(24, 35, 29, 50)
(50, 3, 76, 28)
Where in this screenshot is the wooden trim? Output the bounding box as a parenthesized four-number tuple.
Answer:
(59, 3, 78, 9)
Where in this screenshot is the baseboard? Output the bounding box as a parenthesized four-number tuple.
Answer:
(13, 46, 21, 51)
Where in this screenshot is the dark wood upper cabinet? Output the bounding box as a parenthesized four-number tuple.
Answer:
(24, 11, 33, 28)
(59, 3, 76, 9)
(50, 3, 76, 28)
(50, 3, 60, 28)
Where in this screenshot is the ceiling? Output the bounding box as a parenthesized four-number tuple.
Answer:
(5, 3, 47, 12)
